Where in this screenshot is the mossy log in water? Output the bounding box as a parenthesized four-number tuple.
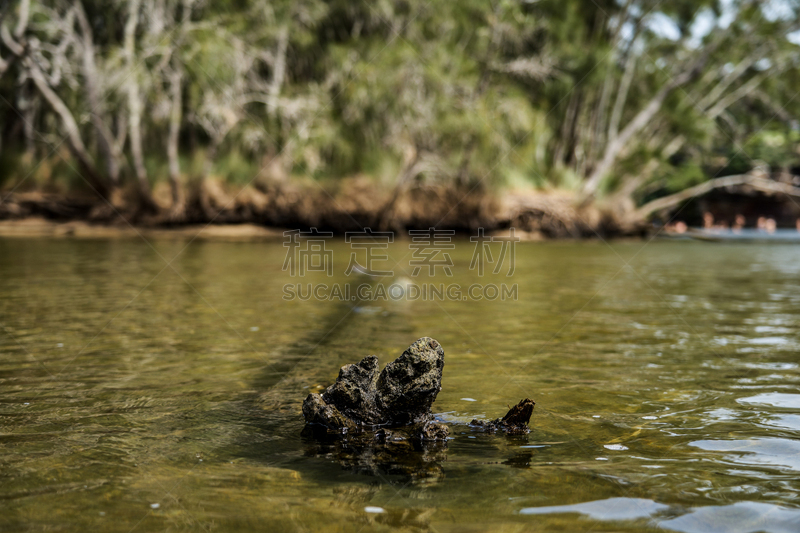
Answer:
(302, 337, 449, 441)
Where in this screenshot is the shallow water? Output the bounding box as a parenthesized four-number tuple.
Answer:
(2, 236, 800, 532)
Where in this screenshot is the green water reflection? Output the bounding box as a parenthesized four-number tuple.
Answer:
(1, 237, 800, 532)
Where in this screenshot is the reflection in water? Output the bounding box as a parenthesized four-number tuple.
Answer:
(502, 451, 535, 469)
(738, 393, 800, 408)
(299, 426, 535, 480)
(760, 414, 800, 432)
(520, 497, 669, 520)
(520, 499, 800, 533)
(660, 502, 800, 533)
(690, 438, 800, 471)
(300, 425, 448, 481)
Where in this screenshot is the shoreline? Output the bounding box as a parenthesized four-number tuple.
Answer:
(0, 184, 638, 240)
(0, 217, 287, 240)
(5, 216, 799, 244)
(0, 217, 553, 241)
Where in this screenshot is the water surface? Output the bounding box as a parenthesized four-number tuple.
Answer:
(2, 236, 800, 532)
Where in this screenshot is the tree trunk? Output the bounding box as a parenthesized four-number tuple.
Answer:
(607, 49, 636, 144)
(614, 68, 771, 200)
(13, 0, 30, 40)
(697, 48, 763, 111)
(167, 66, 184, 212)
(377, 145, 421, 231)
(26, 58, 108, 198)
(124, 0, 156, 212)
(0, 3, 22, 78)
(583, 44, 716, 198)
(634, 175, 800, 221)
(75, 1, 121, 185)
(267, 25, 289, 117)
(552, 90, 579, 167)
(21, 82, 36, 159)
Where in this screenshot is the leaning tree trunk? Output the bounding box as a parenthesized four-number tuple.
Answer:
(26, 58, 109, 199)
(3, 1, 109, 197)
(582, 40, 720, 199)
(377, 145, 421, 232)
(632, 175, 800, 223)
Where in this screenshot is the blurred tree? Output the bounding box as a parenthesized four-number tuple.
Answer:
(0, 0, 797, 222)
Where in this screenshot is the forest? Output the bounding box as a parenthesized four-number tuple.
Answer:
(0, 0, 799, 235)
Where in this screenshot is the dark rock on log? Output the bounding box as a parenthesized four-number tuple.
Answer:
(321, 354, 382, 425)
(376, 337, 445, 426)
(470, 398, 535, 435)
(302, 337, 447, 441)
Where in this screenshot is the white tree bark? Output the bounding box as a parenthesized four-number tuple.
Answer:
(607, 49, 636, 143)
(75, 1, 121, 184)
(124, 0, 155, 208)
(635, 175, 800, 220)
(26, 58, 107, 196)
(696, 50, 762, 111)
(167, 66, 183, 208)
(13, 0, 30, 40)
(267, 25, 288, 116)
(706, 72, 768, 120)
(583, 44, 716, 197)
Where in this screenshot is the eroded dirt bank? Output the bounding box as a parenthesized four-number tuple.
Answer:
(0, 179, 644, 239)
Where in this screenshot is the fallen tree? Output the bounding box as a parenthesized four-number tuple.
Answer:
(633, 174, 800, 222)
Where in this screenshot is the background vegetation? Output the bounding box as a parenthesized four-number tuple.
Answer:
(0, 0, 799, 228)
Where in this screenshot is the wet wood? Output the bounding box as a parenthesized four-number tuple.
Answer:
(471, 398, 536, 435)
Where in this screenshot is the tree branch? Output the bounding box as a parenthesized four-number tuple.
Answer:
(697, 50, 760, 110)
(706, 71, 769, 119)
(25, 57, 107, 197)
(583, 37, 721, 198)
(635, 175, 800, 220)
(13, 0, 30, 40)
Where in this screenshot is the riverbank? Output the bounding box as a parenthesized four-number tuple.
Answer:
(0, 217, 285, 240)
(0, 180, 640, 239)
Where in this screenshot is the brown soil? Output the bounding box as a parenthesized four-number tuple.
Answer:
(0, 178, 643, 239)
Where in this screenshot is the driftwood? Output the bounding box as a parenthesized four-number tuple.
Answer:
(302, 337, 449, 441)
(471, 398, 536, 435)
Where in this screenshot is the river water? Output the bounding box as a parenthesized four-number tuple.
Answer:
(2, 236, 800, 532)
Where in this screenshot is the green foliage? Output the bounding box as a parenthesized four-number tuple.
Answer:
(743, 130, 800, 169)
(213, 148, 262, 185)
(0, 0, 798, 203)
(665, 162, 707, 193)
